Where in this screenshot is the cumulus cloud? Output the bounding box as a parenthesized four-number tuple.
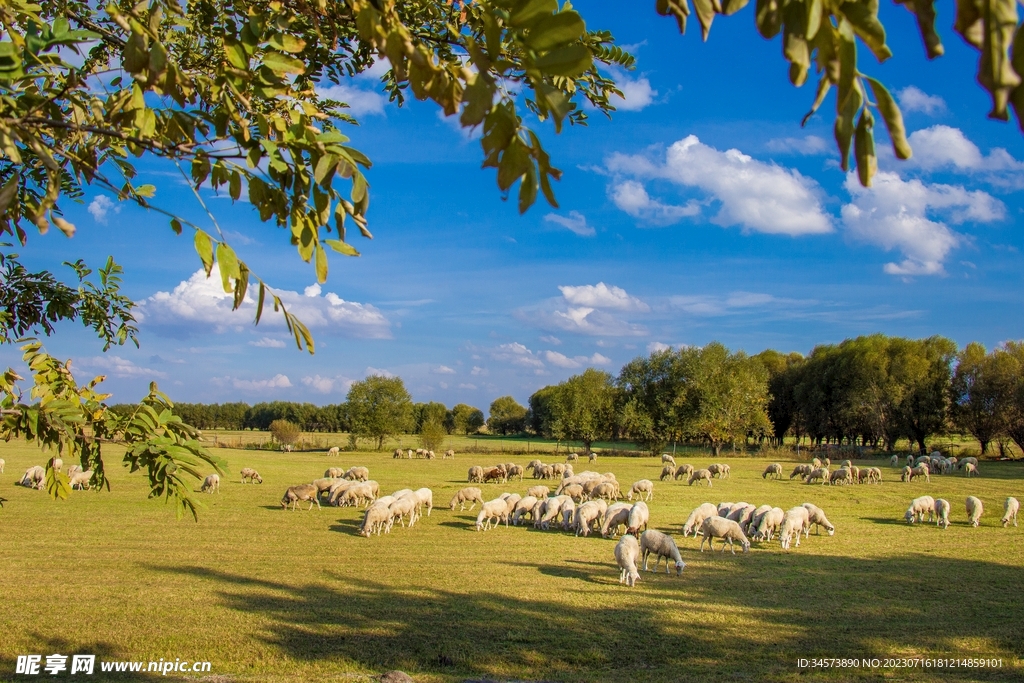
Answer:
(841, 172, 1005, 276)
(606, 135, 832, 235)
(301, 374, 353, 394)
(249, 337, 286, 348)
(647, 341, 671, 353)
(365, 367, 395, 378)
(542, 351, 613, 369)
(138, 265, 391, 338)
(907, 125, 1023, 173)
(608, 69, 657, 111)
(470, 366, 488, 376)
(559, 283, 649, 312)
(458, 383, 478, 390)
(765, 135, 831, 156)
(610, 180, 701, 225)
(898, 86, 946, 116)
(78, 355, 167, 379)
(540, 335, 561, 345)
(520, 283, 650, 338)
(87, 196, 120, 224)
(492, 342, 545, 369)
(544, 210, 595, 237)
(433, 365, 456, 374)
(213, 374, 292, 391)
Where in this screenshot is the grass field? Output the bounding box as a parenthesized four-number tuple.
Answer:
(1, 442, 1022, 682)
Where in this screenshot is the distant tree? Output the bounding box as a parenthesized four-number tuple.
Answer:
(269, 419, 301, 446)
(999, 342, 1024, 457)
(951, 343, 1013, 455)
(897, 336, 957, 453)
(451, 403, 485, 435)
(347, 375, 413, 450)
(549, 369, 616, 454)
(487, 396, 528, 436)
(617, 349, 681, 455)
(419, 420, 447, 452)
(527, 385, 559, 438)
(414, 401, 449, 434)
(754, 349, 804, 446)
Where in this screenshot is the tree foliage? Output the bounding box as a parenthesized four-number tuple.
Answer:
(487, 395, 527, 435)
(346, 374, 412, 449)
(269, 418, 301, 445)
(418, 419, 447, 452)
(547, 368, 616, 453)
(450, 402, 485, 435)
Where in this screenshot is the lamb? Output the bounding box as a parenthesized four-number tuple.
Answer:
(699, 516, 751, 554)
(201, 474, 220, 493)
(753, 507, 785, 542)
(281, 484, 320, 511)
(963, 462, 978, 477)
(661, 453, 676, 465)
(688, 469, 713, 487)
(511, 496, 540, 526)
(904, 495, 936, 524)
(958, 457, 979, 471)
(444, 449, 455, 459)
(805, 467, 829, 485)
(966, 496, 984, 527)
(327, 446, 340, 456)
(934, 498, 951, 529)
(527, 485, 550, 499)
(685, 508, 712, 543)
(20, 466, 46, 489)
(910, 463, 931, 482)
(660, 465, 676, 481)
(627, 479, 654, 502)
(468, 466, 485, 483)
(325, 467, 345, 479)
(779, 506, 810, 549)
(240, 468, 263, 484)
(360, 502, 392, 536)
(574, 500, 608, 537)
(790, 464, 812, 480)
(801, 503, 835, 535)
(566, 452, 579, 462)
(744, 505, 773, 536)
(626, 501, 650, 537)
(1002, 497, 1019, 527)
(640, 529, 686, 575)
(614, 534, 641, 586)
(343, 466, 369, 482)
(600, 502, 632, 538)
(762, 463, 783, 480)
(475, 498, 510, 531)
(68, 469, 93, 491)
(890, 454, 899, 467)
(674, 464, 694, 480)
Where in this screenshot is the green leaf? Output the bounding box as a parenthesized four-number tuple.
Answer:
(0, 172, 19, 214)
(255, 281, 266, 324)
(526, 11, 586, 52)
(324, 239, 360, 256)
(534, 45, 593, 77)
(194, 231, 214, 276)
(263, 51, 306, 76)
(136, 184, 156, 198)
(216, 243, 240, 292)
(755, 0, 782, 39)
(894, 0, 944, 59)
(834, 80, 863, 172)
(170, 218, 183, 235)
(854, 107, 877, 186)
(839, 0, 893, 62)
(509, 0, 559, 27)
(314, 244, 328, 283)
(229, 171, 241, 200)
(865, 76, 912, 159)
(224, 37, 248, 69)
(801, 76, 832, 126)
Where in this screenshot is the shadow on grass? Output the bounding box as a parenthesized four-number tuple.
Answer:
(137, 553, 1024, 683)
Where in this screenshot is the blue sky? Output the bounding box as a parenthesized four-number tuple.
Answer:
(4, 4, 1024, 412)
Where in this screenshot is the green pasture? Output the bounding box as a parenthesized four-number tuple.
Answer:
(0, 443, 1021, 682)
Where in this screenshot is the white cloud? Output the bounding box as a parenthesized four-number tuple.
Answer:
(906, 125, 1024, 173)
(841, 172, 1005, 276)
(609, 69, 657, 112)
(559, 283, 650, 312)
(544, 210, 595, 237)
(301, 374, 353, 394)
(492, 342, 545, 369)
(539, 335, 562, 345)
(458, 383, 478, 390)
(138, 265, 391, 339)
(541, 351, 610, 369)
(647, 341, 671, 353)
(365, 367, 395, 378)
(545, 306, 648, 337)
(668, 291, 815, 317)
(433, 365, 456, 374)
(470, 366, 488, 376)
(439, 381, 448, 389)
(317, 83, 387, 116)
(898, 86, 946, 116)
(214, 374, 292, 391)
(610, 180, 701, 225)
(607, 135, 832, 235)
(78, 355, 167, 379)
(87, 196, 120, 224)
(765, 135, 831, 156)
(249, 337, 286, 348)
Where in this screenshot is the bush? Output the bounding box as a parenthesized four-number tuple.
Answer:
(419, 420, 447, 452)
(270, 419, 301, 445)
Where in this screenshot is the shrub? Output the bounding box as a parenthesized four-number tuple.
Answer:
(270, 419, 301, 446)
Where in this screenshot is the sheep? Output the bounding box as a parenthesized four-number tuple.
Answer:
(503, 493, 522, 514)
(829, 468, 852, 486)
(900, 465, 913, 482)
(337, 482, 377, 508)
(475, 498, 510, 531)
(444, 449, 455, 459)
(717, 502, 736, 517)
(682, 502, 720, 537)
(727, 503, 757, 529)
(20, 466, 46, 489)
(890, 454, 899, 467)
(966, 496, 984, 527)
(910, 463, 931, 482)
(506, 464, 524, 481)
(574, 500, 608, 536)
(744, 505, 773, 536)
(699, 516, 750, 554)
(591, 482, 620, 502)
(538, 496, 570, 530)
(753, 507, 785, 542)
(906, 454, 914, 467)
(805, 467, 829, 485)
(661, 453, 676, 466)
(963, 462, 978, 478)
(468, 466, 485, 483)
(392, 448, 403, 459)
(527, 485, 550, 499)
(360, 503, 391, 537)
(627, 479, 654, 502)
(551, 463, 567, 477)
(68, 469, 93, 491)
(823, 458, 831, 468)
(327, 446, 340, 457)
(811, 457, 822, 468)
(840, 459, 852, 469)
(625, 501, 650, 537)
(311, 478, 339, 499)
(392, 488, 414, 500)
(240, 468, 262, 484)
(601, 503, 633, 538)
(281, 484, 320, 511)
(801, 503, 835, 535)
(325, 479, 357, 506)
(343, 466, 369, 482)
(566, 452, 579, 462)
(1002, 497, 1019, 527)
(674, 463, 694, 480)
(201, 474, 220, 493)
(914, 454, 931, 468)
(659, 465, 676, 481)
(536, 464, 555, 480)
(51, 457, 63, 472)
(934, 498, 951, 529)
(560, 499, 577, 530)
(526, 459, 543, 473)
(562, 465, 574, 478)
(779, 506, 810, 549)
(688, 469, 713, 487)
(615, 534, 641, 586)
(407, 449, 414, 459)
(790, 464, 812, 480)
(416, 448, 426, 458)
(387, 496, 419, 529)
(958, 457, 979, 471)
(904, 495, 936, 524)
(588, 452, 598, 463)
(867, 467, 883, 484)
(325, 467, 345, 479)
(561, 483, 585, 502)
(66, 464, 81, 479)
(426, 450, 436, 460)
(708, 463, 730, 479)
(483, 465, 508, 483)
(511, 496, 540, 526)
(762, 463, 783, 480)
(639, 529, 686, 575)
(849, 465, 860, 483)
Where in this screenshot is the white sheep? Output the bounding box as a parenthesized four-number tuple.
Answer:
(753, 507, 785, 542)
(327, 446, 340, 456)
(588, 452, 598, 463)
(659, 465, 676, 481)
(325, 467, 345, 479)
(726, 504, 757, 529)
(627, 479, 654, 502)
(904, 495, 936, 524)
(934, 498, 951, 529)
(789, 464, 812, 480)
(910, 463, 931, 482)
(1002, 497, 1019, 527)
(240, 468, 262, 484)
(966, 496, 984, 527)
(412, 488, 433, 516)
(682, 502, 719, 537)
(337, 482, 377, 507)
(640, 529, 686, 575)
(626, 501, 650, 536)
(779, 506, 810, 550)
(614, 534, 641, 587)
(688, 469, 713, 487)
(201, 474, 220, 493)
(890, 455, 899, 467)
(601, 502, 632, 538)
(506, 464, 525, 481)
(661, 453, 676, 466)
(475, 498, 510, 531)
(699, 516, 750, 554)
(574, 500, 608, 537)
(392, 488, 415, 500)
(566, 452, 579, 462)
(801, 503, 835, 535)
(392, 448, 403, 459)
(829, 468, 852, 486)
(444, 449, 455, 459)
(0, 458, 4, 473)
(527, 485, 550, 499)
(674, 463, 694, 480)
(590, 481, 620, 502)
(805, 467, 829, 485)
(560, 498, 577, 530)
(512, 496, 540, 526)
(20, 465, 46, 489)
(958, 457, 979, 471)
(281, 484, 320, 511)
(762, 463, 783, 480)
(328, 479, 358, 506)
(360, 502, 391, 536)
(963, 462, 978, 477)
(388, 496, 419, 529)
(51, 457, 63, 472)
(744, 505, 773, 536)
(68, 469, 93, 491)
(811, 457, 822, 468)
(906, 454, 914, 467)
(467, 466, 484, 483)
(717, 502, 736, 517)
(537, 497, 566, 530)
(343, 466, 369, 481)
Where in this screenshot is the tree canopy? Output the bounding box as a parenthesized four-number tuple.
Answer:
(346, 374, 412, 449)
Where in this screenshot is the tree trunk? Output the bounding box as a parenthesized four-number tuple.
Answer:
(712, 443, 721, 457)
(979, 438, 989, 454)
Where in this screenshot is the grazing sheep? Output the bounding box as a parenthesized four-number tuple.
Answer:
(20, 466, 46, 489)
(343, 466, 369, 482)
(909, 463, 930, 482)
(392, 448, 403, 459)
(68, 470, 93, 491)
(1002, 497, 1019, 527)
(626, 501, 650, 536)
(360, 502, 392, 536)
(483, 466, 508, 483)
(537, 464, 555, 480)
(327, 446, 340, 457)
(627, 479, 654, 502)
(566, 452, 579, 462)
(551, 463, 567, 477)
(66, 464, 81, 479)
(328, 479, 359, 506)
(934, 498, 951, 529)
(829, 468, 852, 486)
(966, 496, 984, 527)
(823, 458, 831, 468)
(682, 502, 720, 537)
(468, 466, 485, 483)
(708, 463, 730, 479)
(416, 449, 426, 458)
(890, 454, 899, 467)
(958, 457, 979, 471)
(312, 478, 339, 499)
(811, 457, 822, 468)
(600, 502, 632, 538)
(841, 459, 852, 469)
(506, 464, 524, 481)
(640, 530, 686, 575)
(904, 495, 936, 524)
(588, 452, 598, 463)
(388, 496, 419, 528)
(51, 457, 63, 472)
(240, 468, 263, 484)
(526, 459, 543, 473)
(674, 463, 694, 480)
(661, 453, 676, 466)
(511, 496, 540, 526)
(559, 499, 577, 529)
(527, 485, 550, 499)
(805, 467, 829, 485)
(475, 498, 510, 531)
(503, 493, 522, 513)
(591, 482, 620, 502)
(688, 469, 713, 487)
(906, 454, 914, 467)
(615, 534, 641, 587)
(443, 449, 455, 459)
(963, 462, 978, 478)
(753, 507, 785, 542)
(574, 500, 609, 537)
(779, 506, 810, 549)
(392, 488, 414, 500)
(699, 516, 751, 554)
(561, 483, 585, 502)
(789, 464, 812, 480)
(801, 503, 835, 535)
(538, 496, 571, 530)
(744, 505, 773, 536)
(426, 450, 436, 460)
(762, 463, 783, 480)
(867, 467, 883, 484)
(338, 482, 377, 508)
(281, 484, 320, 511)
(900, 465, 913, 482)
(717, 502, 736, 517)
(727, 503, 757, 529)
(849, 465, 860, 482)
(659, 465, 676, 481)
(407, 449, 414, 459)
(325, 467, 345, 479)
(200, 474, 220, 493)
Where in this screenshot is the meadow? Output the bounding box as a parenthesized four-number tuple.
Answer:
(0, 441, 1022, 682)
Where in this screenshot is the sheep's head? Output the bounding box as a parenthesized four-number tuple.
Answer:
(741, 540, 751, 553)
(904, 509, 915, 523)
(254, 475, 263, 484)
(674, 561, 685, 575)
(826, 525, 835, 536)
